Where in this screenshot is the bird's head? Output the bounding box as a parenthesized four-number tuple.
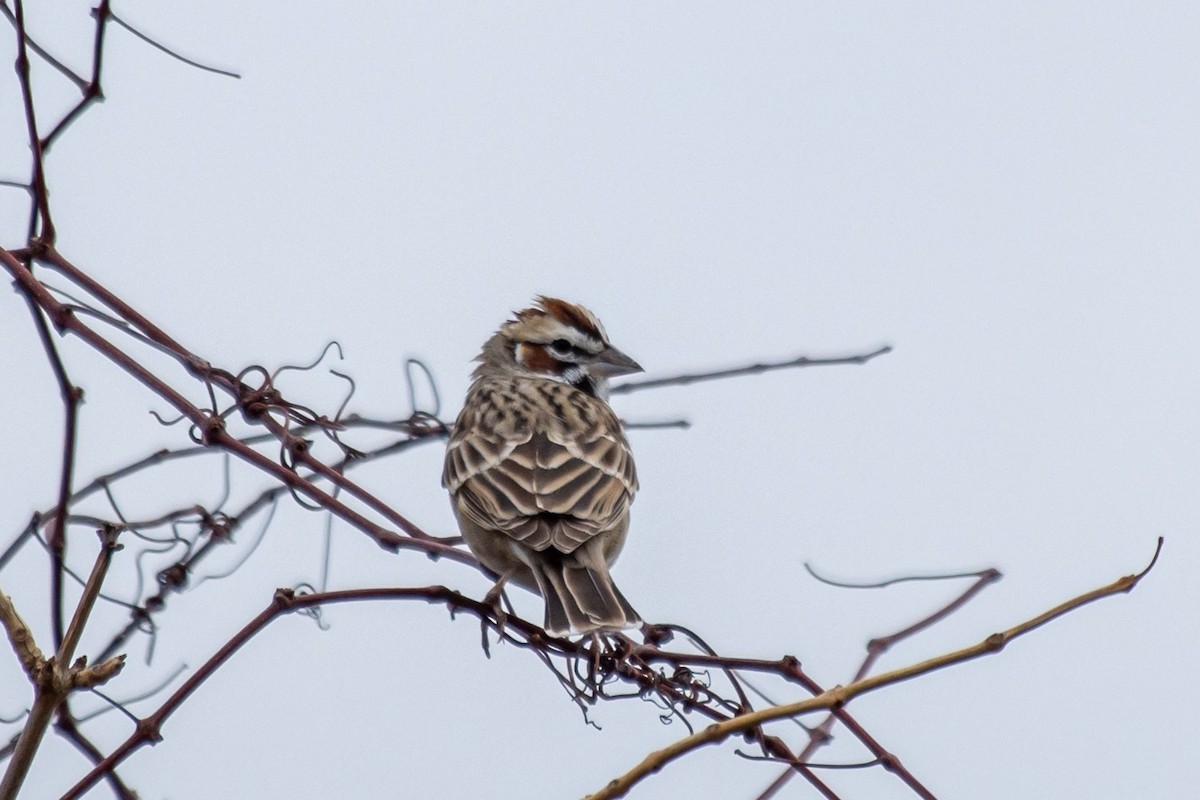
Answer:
(475, 296, 643, 396)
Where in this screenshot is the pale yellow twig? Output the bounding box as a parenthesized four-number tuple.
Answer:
(73, 654, 127, 689)
(586, 538, 1163, 800)
(0, 528, 125, 800)
(0, 590, 43, 678)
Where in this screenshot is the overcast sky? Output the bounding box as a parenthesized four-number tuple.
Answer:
(2, 3, 1197, 798)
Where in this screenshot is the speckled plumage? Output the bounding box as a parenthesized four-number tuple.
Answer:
(443, 298, 642, 635)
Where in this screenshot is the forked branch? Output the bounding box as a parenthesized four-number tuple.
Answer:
(0, 528, 127, 800)
(585, 538, 1163, 800)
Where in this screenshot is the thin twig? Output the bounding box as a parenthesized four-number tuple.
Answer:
(10, 0, 54, 242)
(47, 379, 83, 654)
(804, 562, 999, 589)
(631, 646, 933, 798)
(61, 583, 847, 800)
(33, 245, 447, 546)
(40, 1, 110, 152)
(1, 245, 466, 562)
(54, 715, 136, 800)
(0, 529, 126, 800)
(610, 345, 892, 395)
(110, 12, 241, 79)
(5, 267, 84, 655)
(61, 585, 553, 799)
(0, 1, 88, 90)
(770, 569, 1004, 797)
(586, 539, 1162, 800)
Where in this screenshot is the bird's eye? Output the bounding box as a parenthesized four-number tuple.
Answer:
(549, 339, 573, 355)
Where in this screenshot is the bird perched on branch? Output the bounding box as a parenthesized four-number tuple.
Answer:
(443, 296, 643, 636)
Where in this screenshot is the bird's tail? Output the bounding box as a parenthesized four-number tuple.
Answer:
(533, 555, 641, 636)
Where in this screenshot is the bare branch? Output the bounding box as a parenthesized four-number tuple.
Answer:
(40, 1, 110, 152)
(586, 539, 1162, 800)
(10, 0, 54, 242)
(53, 715, 136, 800)
(0, 518, 38, 572)
(1, 246, 470, 561)
(110, 11, 241, 79)
(804, 561, 1001, 589)
(57, 529, 122, 673)
(24, 246, 456, 549)
(770, 568, 1004, 797)
(61, 584, 545, 799)
(610, 345, 892, 395)
(1, 529, 125, 800)
(0, 1, 88, 90)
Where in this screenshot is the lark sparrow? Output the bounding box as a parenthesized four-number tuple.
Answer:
(443, 297, 643, 636)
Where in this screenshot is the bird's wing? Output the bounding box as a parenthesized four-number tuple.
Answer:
(444, 400, 636, 554)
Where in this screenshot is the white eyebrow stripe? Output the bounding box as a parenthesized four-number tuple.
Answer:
(543, 321, 604, 353)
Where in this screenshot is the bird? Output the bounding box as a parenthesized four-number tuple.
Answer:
(442, 296, 643, 636)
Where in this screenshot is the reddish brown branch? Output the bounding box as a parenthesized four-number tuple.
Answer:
(13, 279, 82, 650)
(757, 570, 1003, 798)
(2, 260, 83, 658)
(36, 245, 443, 545)
(1, 246, 467, 565)
(40, 1, 110, 152)
(587, 540, 1161, 800)
(9, 0, 53, 243)
(61, 586, 530, 799)
(90, 428, 447, 664)
(0, 1, 88, 90)
(54, 714, 136, 800)
(632, 649, 935, 798)
(61, 586, 844, 800)
(46, 382, 82, 652)
(766, 568, 1004, 794)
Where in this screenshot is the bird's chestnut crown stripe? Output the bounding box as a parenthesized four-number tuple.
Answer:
(533, 295, 606, 341)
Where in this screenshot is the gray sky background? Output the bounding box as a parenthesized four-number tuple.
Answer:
(1, 3, 1196, 798)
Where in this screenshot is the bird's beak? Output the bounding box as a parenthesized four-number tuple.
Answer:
(592, 345, 643, 378)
